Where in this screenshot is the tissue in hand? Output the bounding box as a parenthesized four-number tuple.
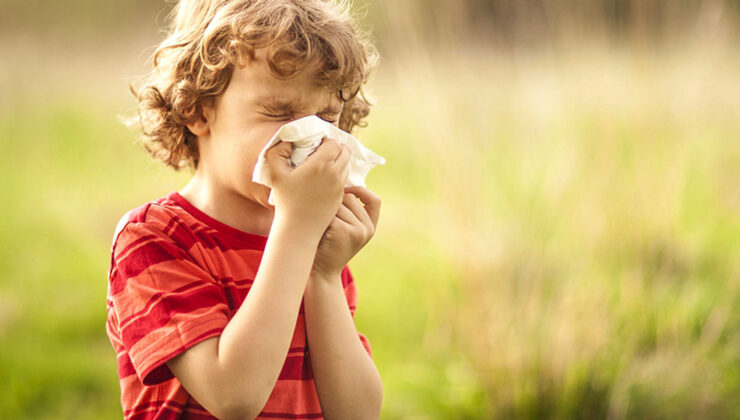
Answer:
(252, 115, 386, 205)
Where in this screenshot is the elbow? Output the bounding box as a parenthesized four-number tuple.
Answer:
(335, 375, 383, 420)
(369, 385, 384, 420)
(364, 373, 384, 420)
(214, 401, 259, 420)
(210, 387, 262, 420)
(215, 383, 272, 420)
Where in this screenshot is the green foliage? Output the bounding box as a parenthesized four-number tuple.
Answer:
(362, 45, 740, 418)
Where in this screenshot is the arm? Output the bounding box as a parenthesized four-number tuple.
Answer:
(303, 275, 383, 420)
(166, 218, 320, 419)
(167, 139, 351, 420)
(305, 186, 383, 419)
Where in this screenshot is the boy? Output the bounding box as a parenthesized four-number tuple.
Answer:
(106, 0, 383, 419)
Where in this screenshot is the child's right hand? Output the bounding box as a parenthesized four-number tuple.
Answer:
(265, 137, 351, 237)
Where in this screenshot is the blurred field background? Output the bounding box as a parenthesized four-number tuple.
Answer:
(1, 0, 739, 419)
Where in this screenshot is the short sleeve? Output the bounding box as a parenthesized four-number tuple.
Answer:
(109, 219, 230, 385)
(341, 266, 373, 359)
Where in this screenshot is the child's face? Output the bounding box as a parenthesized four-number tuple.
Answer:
(195, 48, 343, 210)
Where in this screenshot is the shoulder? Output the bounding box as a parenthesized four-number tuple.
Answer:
(110, 194, 190, 257)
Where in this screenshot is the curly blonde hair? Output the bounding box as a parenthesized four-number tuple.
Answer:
(129, 0, 378, 171)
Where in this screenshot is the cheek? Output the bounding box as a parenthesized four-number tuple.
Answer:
(247, 123, 286, 155)
(234, 126, 279, 171)
(212, 122, 285, 178)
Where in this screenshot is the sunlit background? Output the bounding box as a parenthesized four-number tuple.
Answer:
(1, 0, 739, 418)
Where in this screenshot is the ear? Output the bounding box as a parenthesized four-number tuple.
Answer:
(186, 101, 214, 137)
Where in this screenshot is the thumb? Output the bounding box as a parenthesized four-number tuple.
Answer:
(264, 141, 294, 180)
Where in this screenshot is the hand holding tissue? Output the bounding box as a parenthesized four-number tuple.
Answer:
(252, 115, 385, 205)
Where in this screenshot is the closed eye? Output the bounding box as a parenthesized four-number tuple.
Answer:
(318, 114, 338, 124)
(258, 109, 337, 124)
(259, 111, 293, 120)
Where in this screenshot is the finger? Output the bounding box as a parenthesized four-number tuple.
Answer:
(265, 140, 293, 160)
(343, 186, 381, 229)
(264, 141, 294, 175)
(335, 200, 362, 226)
(334, 143, 351, 165)
(304, 137, 341, 164)
(342, 192, 373, 232)
(335, 144, 351, 182)
(328, 213, 353, 232)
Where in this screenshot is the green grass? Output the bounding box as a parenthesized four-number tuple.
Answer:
(1, 41, 739, 419)
(364, 45, 740, 419)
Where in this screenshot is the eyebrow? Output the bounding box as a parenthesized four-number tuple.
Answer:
(255, 95, 342, 115)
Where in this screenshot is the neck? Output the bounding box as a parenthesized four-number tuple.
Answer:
(179, 169, 275, 237)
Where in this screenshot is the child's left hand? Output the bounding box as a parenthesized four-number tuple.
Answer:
(311, 186, 381, 282)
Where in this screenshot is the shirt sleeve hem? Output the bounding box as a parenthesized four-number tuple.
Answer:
(134, 312, 229, 386)
(358, 332, 373, 360)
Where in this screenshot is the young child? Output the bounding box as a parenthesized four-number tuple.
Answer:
(105, 0, 383, 418)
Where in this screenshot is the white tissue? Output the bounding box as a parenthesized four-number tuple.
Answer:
(252, 115, 385, 205)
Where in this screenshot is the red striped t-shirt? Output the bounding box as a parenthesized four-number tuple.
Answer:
(106, 191, 372, 419)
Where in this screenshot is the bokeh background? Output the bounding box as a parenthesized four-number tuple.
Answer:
(1, 0, 739, 418)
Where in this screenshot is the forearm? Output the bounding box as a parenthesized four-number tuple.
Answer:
(217, 215, 322, 411)
(303, 275, 383, 420)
